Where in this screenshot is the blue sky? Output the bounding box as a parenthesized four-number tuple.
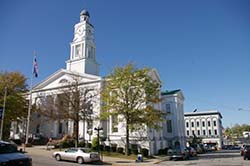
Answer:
(1, 0, 250, 127)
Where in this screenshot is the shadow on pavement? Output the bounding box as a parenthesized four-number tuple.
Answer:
(198, 152, 240, 159)
(91, 161, 112, 165)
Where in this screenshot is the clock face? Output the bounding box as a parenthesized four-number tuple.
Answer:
(76, 26, 84, 35)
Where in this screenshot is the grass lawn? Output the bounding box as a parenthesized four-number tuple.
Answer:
(101, 151, 154, 160)
(101, 151, 138, 160)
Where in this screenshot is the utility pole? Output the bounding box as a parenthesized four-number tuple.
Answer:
(0, 87, 7, 140)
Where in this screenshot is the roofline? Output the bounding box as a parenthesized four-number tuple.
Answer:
(33, 69, 101, 89)
(161, 89, 181, 95)
(184, 111, 223, 119)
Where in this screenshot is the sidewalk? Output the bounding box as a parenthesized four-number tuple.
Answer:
(21, 145, 161, 166)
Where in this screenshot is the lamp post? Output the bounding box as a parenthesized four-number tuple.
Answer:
(94, 127, 103, 154)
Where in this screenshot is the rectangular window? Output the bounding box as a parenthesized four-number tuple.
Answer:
(213, 121, 217, 126)
(196, 121, 199, 127)
(36, 124, 40, 134)
(202, 121, 205, 127)
(87, 120, 93, 130)
(191, 122, 194, 127)
(187, 130, 189, 136)
(203, 130, 206, 135)
(214, 129, 217, 135)
(112, 115, 118, 132)
(186, 122, 189, 128)
(197, 130, 200, 136)
(75, 44, 81, 58)
(208, 121, 211, 127)
(168, 140, 172, 147)
(208, 129, 211, 135)
(166, 104, 171, 113)
(192, 130, 195, 136)
(167, 120, 172, 133)
(58, 122, 62, 134)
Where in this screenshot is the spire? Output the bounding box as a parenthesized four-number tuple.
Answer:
(66, 9, 99, 76)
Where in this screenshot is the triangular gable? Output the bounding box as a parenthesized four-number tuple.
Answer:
(33, 69, 101, 91)
(148, 68, 162, 84)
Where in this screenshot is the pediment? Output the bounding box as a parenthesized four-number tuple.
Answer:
(148, 68, 162, 84)
(33, 69, 101, 91)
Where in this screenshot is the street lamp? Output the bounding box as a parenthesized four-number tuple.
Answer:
(94, 127, 103, 154)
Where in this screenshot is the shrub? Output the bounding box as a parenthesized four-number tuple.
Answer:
(78, 141, 85, 147)
(158, 149, 164, 155)
(92, 137, 98, 150)
(111, 144, 117, 152)
(141, 148, 149, 157)
(163, 148, 168, 155)
(61, 139, 75, 148)
(132, 149, 138, 155)
(100, 144, 104, 151)
(117, 147, 124, 154)
(128, 148, 131, 155)
(62, 141, 69, 148)
(68, 140, 75, 147)
(104, 146, 110, 152)
(87, 143, 92, 148)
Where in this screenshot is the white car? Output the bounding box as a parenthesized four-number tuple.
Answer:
(52, 148, 100, 164)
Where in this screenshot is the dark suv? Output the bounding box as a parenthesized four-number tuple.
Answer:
(0, 140, 32, 166)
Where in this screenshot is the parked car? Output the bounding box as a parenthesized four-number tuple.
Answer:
(167, 147, 190, 160)
(53, 147, 100, 164)
(243, 145, 250, 160)
(0, 140, 32, 166)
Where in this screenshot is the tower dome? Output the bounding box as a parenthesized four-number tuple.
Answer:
(80, 10, 90, 17)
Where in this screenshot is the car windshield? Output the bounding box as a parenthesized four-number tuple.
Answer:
(0, 143, 18, 154)
(80, 148, 91, 153)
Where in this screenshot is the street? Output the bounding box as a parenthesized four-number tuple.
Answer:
(158, 150, 250, 166)
(25, 147, 250, 166)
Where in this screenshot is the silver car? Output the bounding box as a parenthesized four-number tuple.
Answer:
(53, 148, 100, 164)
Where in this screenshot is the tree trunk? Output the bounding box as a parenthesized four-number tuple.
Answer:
(83, 118, 85, 144)
(126, 122, 130, 156)
(75, 113, 79, 147)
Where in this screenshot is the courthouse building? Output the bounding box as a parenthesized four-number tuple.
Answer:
(10, 9, 186, 155)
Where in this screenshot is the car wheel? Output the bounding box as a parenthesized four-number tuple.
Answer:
(77, 157, 84, 164)
(55, 154, 61, 161)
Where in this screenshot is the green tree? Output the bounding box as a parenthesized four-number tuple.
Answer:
(91, 137, 98, 150)
(0, 71, 28, 140)
(101, 64, 165, 155)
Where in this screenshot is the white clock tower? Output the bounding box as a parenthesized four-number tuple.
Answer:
(66, 10, 100, 75)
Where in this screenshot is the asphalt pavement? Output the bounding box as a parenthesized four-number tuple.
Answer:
(22, 145, 159, 166)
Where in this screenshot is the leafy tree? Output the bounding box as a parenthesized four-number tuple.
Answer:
(101, 64, 165, 155)
(224, 124, 250, 144)
(0, 71, 28, 140)
(91, 137, 98, 150)
(36, 77, 98, 147)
